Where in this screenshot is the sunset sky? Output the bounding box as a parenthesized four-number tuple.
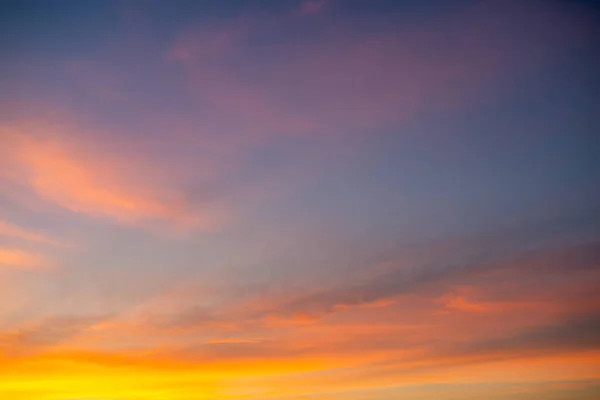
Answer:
(1, 0, 599, 399)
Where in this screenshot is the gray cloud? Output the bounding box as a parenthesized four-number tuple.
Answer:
(0, 315, 107, 356)
(447, 311, 600, 359)
(266, 216, 600, 320)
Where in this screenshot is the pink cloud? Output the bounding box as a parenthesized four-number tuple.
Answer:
(0, 248, 47, 270)
(0, 219, 66, 246)
(36, 0, 585, 237)
(1, 118, 227, 232)
(300, 0, 331, 16)
(169, 0, 584, 142)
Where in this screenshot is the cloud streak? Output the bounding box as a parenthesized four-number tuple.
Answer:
(0, 248, 46, 269)
(0, 218, 66, 246)
(1, 119, 227, 231)
(0, 0, 598, 399)
(300, 0, 331, 16)
(170, 0, 585, 141)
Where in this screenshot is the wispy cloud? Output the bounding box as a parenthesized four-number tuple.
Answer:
(81, 237, 599, 367)
(0, 0, 597, 398)
(1, 119, 227, 231)
(0, 315, 106, 356)
(300, 0, 331, 16)
(169, 0, 584, 141)
(0, 218, 66, 246)
(0, 248, 46, 269)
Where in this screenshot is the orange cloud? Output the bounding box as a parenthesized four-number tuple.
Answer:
(440, 292, 489, 312)
(0, 248, 46, 269)
(1, 255, 598, 399)
(1, 119, 226, 231)
(205, 337, 266, 344)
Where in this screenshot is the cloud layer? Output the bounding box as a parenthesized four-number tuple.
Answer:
(0, 0, 598, 399)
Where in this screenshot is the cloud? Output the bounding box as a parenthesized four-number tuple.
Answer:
(103, 219, 600, 365)
(439, 293, 488, 312)
(260, 210, 600, 321)
(90, 238, 599, 384)
(300, 0, 331, 16)
(147, 305, 225, 332)
(0, 247, 46, 269)
(0, 315, 107, 356)
(455, 312, 600, 357)
(17, 0, 585, 239)
(205, 337, 266, 344)
(1, 119, 227, 231)
(1, 242, 598, 398)
(0, 1, 597, 398)
(0, 218, 66, 246)
(169, 0, 585, 141)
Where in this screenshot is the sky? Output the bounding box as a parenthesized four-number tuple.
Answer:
(0, 0, 599, 399)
